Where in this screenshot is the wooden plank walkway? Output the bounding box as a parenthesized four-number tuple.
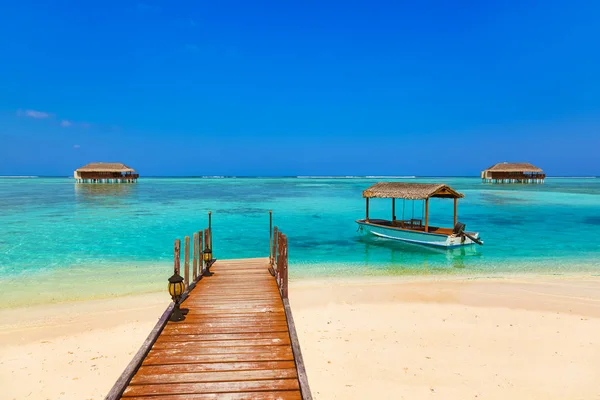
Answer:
(108, 253, 311, 399)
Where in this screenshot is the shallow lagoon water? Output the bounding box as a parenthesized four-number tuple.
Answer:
(1, 177, 599, 305)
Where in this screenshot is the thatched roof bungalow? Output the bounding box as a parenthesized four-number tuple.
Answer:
(481, 162, 545, 183)
(74, 162, 139, 183)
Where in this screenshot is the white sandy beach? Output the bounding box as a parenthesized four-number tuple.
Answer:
(1, 275, 599, 399)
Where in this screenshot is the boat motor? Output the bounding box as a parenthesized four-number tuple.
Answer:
(453, 222, 483, 245)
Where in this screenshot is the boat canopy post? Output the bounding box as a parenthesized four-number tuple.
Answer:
(425, 198, 429, 233)
(365, 198, 370, 222)
(392, 199, 396, 221)
(402, 199, 405, 221)
(454, 198, 457, 227)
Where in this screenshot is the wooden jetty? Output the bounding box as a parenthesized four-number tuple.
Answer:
(106, 215, 311, 399)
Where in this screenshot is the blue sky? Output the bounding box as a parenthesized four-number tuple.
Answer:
(1, 0, 599, 176)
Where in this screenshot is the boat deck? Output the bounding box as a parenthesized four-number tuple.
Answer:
(110, 257, 310, 399)
(361, 219, 454, 235)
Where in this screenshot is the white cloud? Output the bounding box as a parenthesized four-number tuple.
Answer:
(17, 109, 52, 119)
(73, 144, 81, 149)
(61, 120, 73, 127)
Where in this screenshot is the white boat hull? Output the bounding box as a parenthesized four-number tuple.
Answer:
(357, 221, 481, 248)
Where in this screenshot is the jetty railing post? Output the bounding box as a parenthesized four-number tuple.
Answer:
(199, 230, 204, 275)
(192, 232, 198, 281)
(269, 210, 273, 264)
(203, 228, 213, 276)
(273, 226, 278, 269)
(277, 230, 284, 295)
(174, 239, 181, 275)
(208, 211, 212, 251)
(282, 233, 288, 299)
(184, 236, 190, 288)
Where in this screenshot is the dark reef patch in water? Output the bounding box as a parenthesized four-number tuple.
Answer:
(480, 193, 529, 205)
(583, 216, 600, 225)
(216, 207, 266, 215)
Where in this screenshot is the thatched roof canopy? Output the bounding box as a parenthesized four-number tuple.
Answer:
(363, 182, 464, 200)
(76, 162, 135, 173)
(483, 162, 543, 173)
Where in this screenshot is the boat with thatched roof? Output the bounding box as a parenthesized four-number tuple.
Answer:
(481, 162, 545, 183)
(357, 182, 483, 248)
(74, 162, 139, 183)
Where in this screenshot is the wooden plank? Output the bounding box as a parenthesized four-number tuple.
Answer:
(179, 314, 287, 321)
(180, 301, 282, 308)
(122, 379, 300, 397)
(160, 320, 289, 328)
(171, 304, 284, 311)
(138, 361, 297, 375)
(130, 368, 297, 385)
(177, 317, 288, 325)
(163, 310, 285, 316)
(153, 337, 291, 348)
(123, 390, 302, 400)
(104, 303, 174, 400)
(155, 332, 291, 342)
(186, 294, 281, 300)
(148, 345, 294, 356)
(143, 351, 295, 365)
(164, 324, 287, 335)
(212, 263, 268, 268)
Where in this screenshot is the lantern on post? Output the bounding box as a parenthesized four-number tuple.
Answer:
(202, 244, 214, 276)
(168, 273, 187, 321)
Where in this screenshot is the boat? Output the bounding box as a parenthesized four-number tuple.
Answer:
(356, 182, 483, 248)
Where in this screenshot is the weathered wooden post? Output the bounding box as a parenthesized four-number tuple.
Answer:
(269, 210, 273, 264)
(192, 232, 198, 281)
(184, 236, 190, 288)
(282, 233, 288, 299)
(199, 231, 204, 275)
(174, 238, 181, 275)
(273, 226, 278, 269)
(203, 228, 213, 276)
(208, 211, 212, 250)
(277, 230, 283, 292)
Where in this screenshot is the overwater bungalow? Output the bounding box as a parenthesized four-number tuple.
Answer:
(74, 162, 139, 183)
(481, 162, 545, 184)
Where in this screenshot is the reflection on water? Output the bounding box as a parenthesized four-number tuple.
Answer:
(359, 234, 482, 273)
(74, 183, 137, 206)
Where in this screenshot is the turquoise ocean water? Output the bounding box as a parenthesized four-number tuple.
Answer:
(1, 176, 599, 306)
